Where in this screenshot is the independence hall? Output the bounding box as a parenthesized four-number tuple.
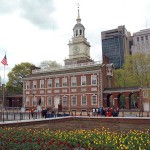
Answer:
(22, 7, 114, 112)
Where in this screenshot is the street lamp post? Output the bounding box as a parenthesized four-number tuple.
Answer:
(139, 88, 143, 117)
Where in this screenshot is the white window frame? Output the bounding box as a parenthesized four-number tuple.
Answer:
(33, 80, 37, 89)
(47, 79, 52, 88)
(41, 96, 44, 106)
(47, 96, 52, 106)
(55, 78, 60, 87)
(81, 95, 87, 105)
(33, 96, 37, 106)
(91, 75, 97, 85)
(143, 91, 148, 98)
(91, 95, 97, 105)
(62, 96, 67, 106)
(71, 77, 77, 86)
(26, 96, 30, 106)
(40, 80, 44, 88)
(62, 78, 67, 87)
(81, 76, 86, 86)
(26, 81, 30, 89)
(71, 96, 77, 106)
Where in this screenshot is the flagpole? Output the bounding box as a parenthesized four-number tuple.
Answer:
(1, 53, 7, 108)
(2, 62, 5, 108)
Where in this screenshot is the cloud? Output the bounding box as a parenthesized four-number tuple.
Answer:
(20, 0, 57, 29)
(0, 0, 18, 14)
(0, 0, 57, 30)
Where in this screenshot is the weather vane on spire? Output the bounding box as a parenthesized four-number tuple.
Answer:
(76, 3, 80, 9)
(76, 2, 81, 23)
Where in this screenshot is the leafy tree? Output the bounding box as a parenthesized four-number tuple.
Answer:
(6, 62, 35, 95)
(113, 69, 125, 87)
(114, 53, 150, 87)
(39, 60, 62, 69)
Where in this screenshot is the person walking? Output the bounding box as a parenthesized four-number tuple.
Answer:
(30, 108, 34, 119)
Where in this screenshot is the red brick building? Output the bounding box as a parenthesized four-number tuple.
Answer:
(22, 7, 114, 112)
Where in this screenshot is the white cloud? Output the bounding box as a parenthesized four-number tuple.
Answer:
(0, 0, 150, 83)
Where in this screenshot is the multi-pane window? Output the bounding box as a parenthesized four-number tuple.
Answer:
(26, 81, 30, 89)
(26, 96, 30, 106)
(81, 95, 87, 105)
(40, 80, 44, 88)
(62, 78, 67, 87)
(143, 91, 148, 98)
(33, 80, 37, 89)
(91, 95, 97, 105)
(62, 96, 67, 106)
(71, 77, 77, 86)
(81, 76, 86, 86)
(137, 37, 139, 42)
(47, 96, 52, 106)
(33, 96, 37, 106)
(41, 96, 44, 106)
(91, 75, 97, 85)
(71, 96, 77, 106)
(47, 79, 52, 88)
(55, 78, 60, 87)
(141, 36, 143, 41)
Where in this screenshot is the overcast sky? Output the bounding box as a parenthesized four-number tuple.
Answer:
(0, 0, 150, 83)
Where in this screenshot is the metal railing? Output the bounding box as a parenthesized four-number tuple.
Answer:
(0, 107, 149, 122)
(0, 107, 70, 122)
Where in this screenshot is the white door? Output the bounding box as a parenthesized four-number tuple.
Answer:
(54, 96, 60, 109)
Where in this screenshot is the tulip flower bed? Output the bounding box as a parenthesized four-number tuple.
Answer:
(0, 127, 149, 150)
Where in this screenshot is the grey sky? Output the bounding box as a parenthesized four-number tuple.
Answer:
(0, 0, 56, 29)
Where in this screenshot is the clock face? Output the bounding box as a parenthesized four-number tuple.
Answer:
(73, 46, 80, 55)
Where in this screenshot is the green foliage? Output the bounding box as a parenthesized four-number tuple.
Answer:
(114, 53, 150, 87)
(39, 60, 62, 69)
(6, 62, 35, 94)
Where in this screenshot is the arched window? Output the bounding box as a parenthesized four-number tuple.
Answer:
(130, 93, 138, 109)
(76, 30, 78, 36)
(106, 94, 114, 107)
(118, 95, 126, 109)
(80, 29, 82, 35)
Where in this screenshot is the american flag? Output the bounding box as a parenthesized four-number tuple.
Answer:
(1, 54, 8, 65)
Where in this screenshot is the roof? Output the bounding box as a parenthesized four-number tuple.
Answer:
(73, 23, 85, 30)
(103, 86, 141, 93)
(23, 61, 103, 80)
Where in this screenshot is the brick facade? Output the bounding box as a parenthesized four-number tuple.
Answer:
(23, 61, 114, 112)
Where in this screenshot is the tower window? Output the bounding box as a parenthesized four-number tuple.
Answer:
(76, 30, 78, 36)
(145, 36, 148, 40)
(141, 37, 143, 41)
(80, 29, 82, 35)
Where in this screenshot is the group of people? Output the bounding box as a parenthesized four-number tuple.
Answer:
(30, 107, 48, 119)
(92, 106, 119, 117)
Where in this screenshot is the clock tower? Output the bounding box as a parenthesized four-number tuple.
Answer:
(64, 5, 93, 66)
